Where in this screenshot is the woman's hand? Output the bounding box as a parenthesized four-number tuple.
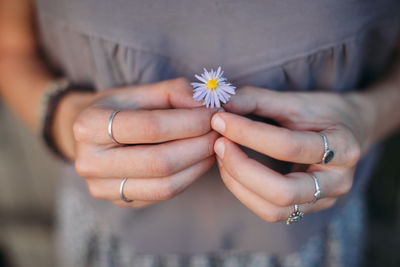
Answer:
(58, 78, 218, 208)
(211, 86, 374, 223)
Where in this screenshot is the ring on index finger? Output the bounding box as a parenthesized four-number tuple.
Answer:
(108, 110, 121, 145)
(319, 133, 334, 164)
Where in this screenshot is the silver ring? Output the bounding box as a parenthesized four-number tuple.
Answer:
(108, 110, 121, 145)
(310, 174, 321, 204)
(319, 133, 334, 164)
(286, 204, 304, 225)
(119, 178, 133, 203)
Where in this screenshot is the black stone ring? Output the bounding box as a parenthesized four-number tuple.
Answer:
(319, 133, 334, 164)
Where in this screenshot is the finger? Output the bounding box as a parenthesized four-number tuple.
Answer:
(214, 137, 353, 206)
(85, 155, 215, 201)
(219, 165, 337, 223)
(101, 77, 202, 110)
(222, 86, 290, 117)
(212, 112, 360, 166)
(76, 107, 216, 145)
(75, 131, 218, 179)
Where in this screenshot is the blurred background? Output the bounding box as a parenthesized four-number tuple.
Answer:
(0, 97, 399, 267)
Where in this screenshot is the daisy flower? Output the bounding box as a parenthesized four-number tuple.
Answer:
(191, 66, 236, 108)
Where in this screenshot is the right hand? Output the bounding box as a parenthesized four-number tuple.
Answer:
(65, 78, 219, 208)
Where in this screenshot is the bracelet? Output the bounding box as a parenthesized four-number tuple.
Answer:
(39, 79, 95, 161)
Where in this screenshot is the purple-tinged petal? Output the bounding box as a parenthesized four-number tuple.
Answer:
(195, 75, 207, 83)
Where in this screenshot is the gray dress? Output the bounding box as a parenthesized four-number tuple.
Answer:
(34, 0, 400, 266)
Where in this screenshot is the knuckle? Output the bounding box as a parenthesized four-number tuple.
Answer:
(157, 178, 180, 201)
(345, 141, 361, 166)
(149, 152, 175, 177)
(240, 86, 257, 95)
(72, 108, 100, 143)
(73, 114, 92, 142)
(220, 172, 234, 189)
(337, 177, 353, 195)
(325, 198, 337, 209)
(287, 143, 303, 159)
(74, 156, 97, 178)
(174, 77, 190, 88)
(142, 115, 163, 141)
(274, 184, 296, 206)
(260, 210, 282, 223)
(282, 134, 303, 159)
(86, 182, 104, 199)
(339, 126, 362, 166)
(275, 190, 295, 207)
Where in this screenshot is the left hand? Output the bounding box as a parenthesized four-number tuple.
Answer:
(211, 86, 373, 223)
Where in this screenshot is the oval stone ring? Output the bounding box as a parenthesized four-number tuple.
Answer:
(319, 133, 334, 164)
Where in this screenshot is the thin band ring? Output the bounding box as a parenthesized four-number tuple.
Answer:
(319, 133, 334, 164)
(286, 204, 304, 225)
(108, 110, 121, 145)
(119, 178, 133, 203)
(310, 174, 321, 204)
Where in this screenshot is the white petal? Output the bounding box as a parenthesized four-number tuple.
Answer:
(220, 85, 236, 94)
(211, 91, 219, 107)
(209, 92, 215, 108)
(216, 67, 223, 79)
(191, 82, 204, 88)
(215, 91, 222, 108)
(193, 89, 207, 100)
(219, 88, 231, 101)
(215, 91, 225, 104)
(216, 89, 227, 103)
(193, 96, 201, 101)
(193, 85, 207, 91)
(204, 90, 211, 105)
(212, 69, 217, 79)
(205, 98, 210, 108)
(203, 68, 211, 80)
(193, 87, 204, 93)
(195, 74, 207, 83)
(193, 93, 202, 101)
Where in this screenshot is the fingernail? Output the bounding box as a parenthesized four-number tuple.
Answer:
(211, 107, 225, 114)
(211, 115, 226, 133)
(214, 139, 225, 158)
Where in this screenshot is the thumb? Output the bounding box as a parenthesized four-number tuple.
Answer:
(223, 86, 293, 120)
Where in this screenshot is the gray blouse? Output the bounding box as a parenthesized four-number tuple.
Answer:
(35, 0, 400, 256)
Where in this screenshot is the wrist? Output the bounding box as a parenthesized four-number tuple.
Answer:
(39, 79, 96, 161)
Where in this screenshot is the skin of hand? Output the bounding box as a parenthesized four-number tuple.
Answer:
(210, 86, 377, 223)
(56, 78, 219, 209)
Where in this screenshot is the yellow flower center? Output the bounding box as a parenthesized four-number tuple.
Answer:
(206, 79, 219, 91)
